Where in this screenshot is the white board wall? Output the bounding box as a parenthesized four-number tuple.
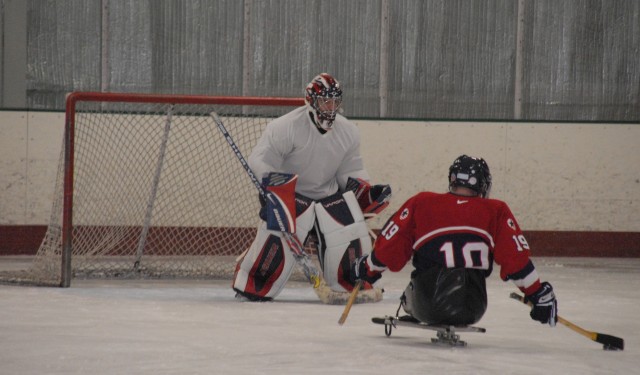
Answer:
(1, 111, 638, 232)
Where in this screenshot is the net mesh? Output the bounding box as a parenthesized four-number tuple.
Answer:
(1, 95, 302, 285)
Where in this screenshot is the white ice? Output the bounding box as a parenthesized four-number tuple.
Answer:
(0, 257, 638, 375)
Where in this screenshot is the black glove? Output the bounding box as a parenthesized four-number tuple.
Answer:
(349, 255, 382, 286)
(524, 282, 558, 327)
(370, 184, 392, 202)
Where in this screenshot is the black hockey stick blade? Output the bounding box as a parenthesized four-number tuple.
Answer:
(596, 333, 625, 351)
(509, 292, 624, 351)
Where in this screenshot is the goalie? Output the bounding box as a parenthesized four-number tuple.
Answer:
(232, 73, 391, 302)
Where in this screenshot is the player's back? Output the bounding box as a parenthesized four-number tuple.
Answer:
(414, 191, 505, 234)
(410, 191, 507, 274)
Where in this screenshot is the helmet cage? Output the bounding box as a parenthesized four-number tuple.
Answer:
(313, 96, 342, 122)
(448, 155, 492, 198)
(305, 73, 343, 130)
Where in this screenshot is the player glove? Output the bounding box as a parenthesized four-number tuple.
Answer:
(349, 254, 384, 286)
(524, 281, 558, 327)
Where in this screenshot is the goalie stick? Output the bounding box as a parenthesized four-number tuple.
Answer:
(510, 292, 624, 351)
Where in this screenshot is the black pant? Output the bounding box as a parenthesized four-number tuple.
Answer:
(402, 266, 487, 326)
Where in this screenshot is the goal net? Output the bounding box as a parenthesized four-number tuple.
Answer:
(3, 92, 303, 286)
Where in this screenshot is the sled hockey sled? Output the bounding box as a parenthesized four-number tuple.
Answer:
(372, 315, 486, 347)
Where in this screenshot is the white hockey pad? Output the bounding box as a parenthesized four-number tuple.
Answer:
(315, 191, 373, 293)
(293, 194, 316, 243)
(232, 221, 297, 300)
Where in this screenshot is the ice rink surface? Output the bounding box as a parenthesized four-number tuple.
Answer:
(0, 257, 637, 375)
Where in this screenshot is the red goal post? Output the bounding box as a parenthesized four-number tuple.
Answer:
(28, 92, 303, 287)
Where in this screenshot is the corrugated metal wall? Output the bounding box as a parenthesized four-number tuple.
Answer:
(2, 0, 638, 120)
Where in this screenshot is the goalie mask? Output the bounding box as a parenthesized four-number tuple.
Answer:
(305, 73, 343, 132)
(448, 155, 492, 198)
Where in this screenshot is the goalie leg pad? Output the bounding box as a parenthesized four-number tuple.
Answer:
(315, 190, 372, 292)
(293, 193, 316, 244)
(233, 222, 297, 301)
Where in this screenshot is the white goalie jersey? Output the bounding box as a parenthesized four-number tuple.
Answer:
(248, 106, 370, 200)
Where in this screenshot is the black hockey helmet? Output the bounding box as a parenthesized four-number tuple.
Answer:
(448, 155, 492, 198)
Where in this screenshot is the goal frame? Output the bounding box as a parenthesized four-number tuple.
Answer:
(60, 92, 304, 287)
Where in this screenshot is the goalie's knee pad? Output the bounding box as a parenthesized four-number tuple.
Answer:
(232, 222, 297, 301)
(315, 190, 372, 292)
(402, 267, 488, 325)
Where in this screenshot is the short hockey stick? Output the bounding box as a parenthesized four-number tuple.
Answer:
(211, 112, 322, 288)
(363, 213, 380, 240)
(509, 292, 624, 351)
(338, 280, 363, 325)
(337, 223, 381, 325)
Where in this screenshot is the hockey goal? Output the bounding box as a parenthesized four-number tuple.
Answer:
(6, 92, 303, 287)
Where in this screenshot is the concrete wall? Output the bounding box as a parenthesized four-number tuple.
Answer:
(1, 111, 639, 232)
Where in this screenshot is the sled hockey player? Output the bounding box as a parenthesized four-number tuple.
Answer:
(349, 155, 558, 328)
(232, 73, 391, 302)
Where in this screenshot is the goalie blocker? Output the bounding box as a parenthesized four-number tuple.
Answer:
(233, 175, 379, 301)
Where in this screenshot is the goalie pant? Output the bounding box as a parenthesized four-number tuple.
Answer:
(232, 190, 372, 301)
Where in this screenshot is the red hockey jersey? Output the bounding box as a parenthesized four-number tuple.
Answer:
(373, 192, 541, 295)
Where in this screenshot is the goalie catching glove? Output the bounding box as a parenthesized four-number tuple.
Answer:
(349, 253, 387, 286)
(524, 281, 558, 327)
(345, 177, 392, 216)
